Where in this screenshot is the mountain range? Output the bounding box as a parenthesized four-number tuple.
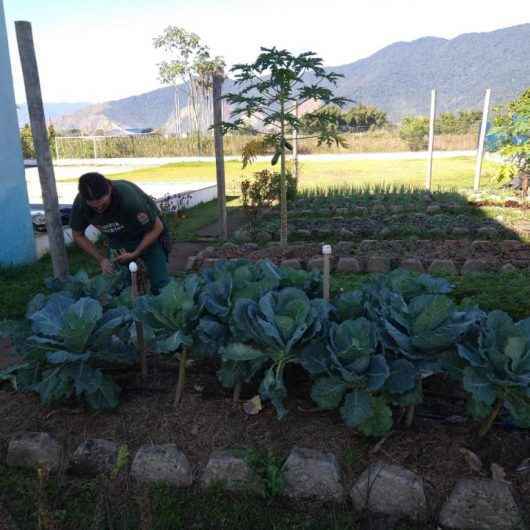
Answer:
(17, 102, 90, 128)
(45, 23, 530, 134)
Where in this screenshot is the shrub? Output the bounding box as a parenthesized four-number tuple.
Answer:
(399, 116, 430, 151)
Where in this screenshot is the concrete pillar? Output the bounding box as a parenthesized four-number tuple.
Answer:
(0, 0, 35, 265)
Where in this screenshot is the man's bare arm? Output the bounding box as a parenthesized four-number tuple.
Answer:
(72, 230, 114, 274)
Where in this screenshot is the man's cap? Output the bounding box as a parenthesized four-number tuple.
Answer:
(78, 172, 110, 201)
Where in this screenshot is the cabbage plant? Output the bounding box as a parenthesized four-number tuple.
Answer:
(219, 288, 332, 418)
(302, 318, 392, 436)
(14, 294, 134, 409)
(457, 310, 530, 436)
(198, 260, 323, 357)
(135, 276, 203, 405)
(375, 293, 481, 425)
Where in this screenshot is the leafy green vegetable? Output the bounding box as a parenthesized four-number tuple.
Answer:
(220, 288, 332, 418)
(457, 310, 530, 433)
(302, 317, 392, 436)
(1, 295, 134, 410)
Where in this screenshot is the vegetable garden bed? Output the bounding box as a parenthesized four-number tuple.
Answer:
(1, 263, 530, 528)
(191, 239, 530, 274)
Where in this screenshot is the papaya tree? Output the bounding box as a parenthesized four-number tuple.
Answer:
(221, 47, 349, 245)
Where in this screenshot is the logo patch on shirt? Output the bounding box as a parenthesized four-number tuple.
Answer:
(137, 212, 149, 225)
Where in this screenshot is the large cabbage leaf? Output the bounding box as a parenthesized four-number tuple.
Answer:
(457, 310, 530, 429)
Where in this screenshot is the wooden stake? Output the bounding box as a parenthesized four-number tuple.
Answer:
(425, 89, 437, 191)
(129, 262, 147, 378)
(15, 20, 68, 279)
(474, 88, 492, 193)
(213, 70, 228, 240)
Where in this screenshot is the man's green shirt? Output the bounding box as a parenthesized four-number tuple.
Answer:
(70, 180, 161, 245)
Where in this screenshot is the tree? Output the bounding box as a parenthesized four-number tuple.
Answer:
(399, 116, 430, 151)
(20, 123, 35, 158)
(437, 110, 482, 134)
(48, 124, 57, 158)
(153, 27, 224, 153)
(344, 104, 388, 130)
(488, 88, 530, 186)
(222, 47, 349, 246)
(300, 105, 347, 133)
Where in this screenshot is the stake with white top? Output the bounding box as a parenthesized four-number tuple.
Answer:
(129, 261, 147, 378)
(322, 244, 332, 301)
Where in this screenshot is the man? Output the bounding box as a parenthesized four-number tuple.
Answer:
(70, 172, 170, 294)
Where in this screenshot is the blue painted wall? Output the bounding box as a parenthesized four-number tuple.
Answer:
(0, 0, 36, 265)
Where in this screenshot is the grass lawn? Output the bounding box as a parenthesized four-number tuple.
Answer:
(60, 156, 501, 194)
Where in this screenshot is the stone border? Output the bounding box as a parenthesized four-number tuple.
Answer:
(4, 433, 526, 529)
(187, 247, 530, 277)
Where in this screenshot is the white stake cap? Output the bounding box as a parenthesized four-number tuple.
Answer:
(129, 261, 138, 273)
(322, 244, 332, 255)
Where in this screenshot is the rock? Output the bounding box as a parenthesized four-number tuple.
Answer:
(283, 448, 343, 501)
(359, 240, 379, 253)
(307, 257, 325, 271)
(222, 242, 238, 250)
(399, 259, 425, 273)
(501, 263, 518, 273)
(366, 257, 391, 273)
(281, 259, 302, 270)
(7, 432, 62, 472)
(428, 228, 445, 239)
(202, 258, 221, 268)
(351, 463, 427, 521)
(477, 226, 498, 239)
(234, 229, 252, 243)
(131, 445, 192, 486)
(335, 241, 354, 255)
(293, 229, 311, 239)
(185, 256, 197, 271)
(462, 259, 492, 274)
(451, 227, 470, 237)
(439, 479, 523, 529)
(351, 206, 367, 216)
(196, 246, 215, 259)
(426, 205, 442, 215)
(201, 450, 260, 492)
(428, 259, 457, 275)
(471, 240, 495, 255)
(339, 228, 355, 239)
(336, 257, 362, 273)
(242, 243, 259, 252)
(332, 215, 345, 221)
(70, 439, 119, 477)
(255, 231, 273, 243)
(500, 240, 524, 253)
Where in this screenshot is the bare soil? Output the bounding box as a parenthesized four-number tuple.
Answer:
(198, 240, 530, 269)
(0, 361, 528, 522)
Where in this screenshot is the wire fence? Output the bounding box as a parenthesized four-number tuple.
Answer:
(53, 127, 481, 160)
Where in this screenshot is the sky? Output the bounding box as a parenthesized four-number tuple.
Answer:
(4, 0, 530, 104)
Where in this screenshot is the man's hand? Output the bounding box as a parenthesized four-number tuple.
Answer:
(99, 257, 115, 275)
(113, 251, 138, 265)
